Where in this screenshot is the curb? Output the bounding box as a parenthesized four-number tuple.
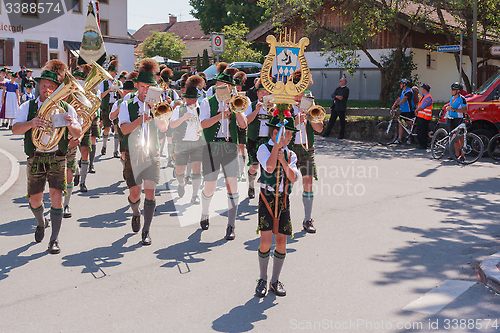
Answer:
(0, 147, 20, 196)
(478, 251, 500, 293)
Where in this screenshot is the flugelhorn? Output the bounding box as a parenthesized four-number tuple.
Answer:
(33, 70, 91, 151)
(306, 105, 326, 123)
(228, 92, 249, 113)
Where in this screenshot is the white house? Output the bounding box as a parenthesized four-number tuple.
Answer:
(0, 0, 135, 76)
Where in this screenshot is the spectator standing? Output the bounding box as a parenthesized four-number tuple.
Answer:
(392, 78, 414, 144)
(20, 69, 33, 93)
(322, 77, 349, 139)
(414, 84, 433, 149)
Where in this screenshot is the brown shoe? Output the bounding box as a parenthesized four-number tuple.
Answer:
(303, 219, 316, 233)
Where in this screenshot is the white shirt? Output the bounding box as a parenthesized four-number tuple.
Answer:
(206, 85, 215, 98)
(98, 79, 121, 104)
(197, 88, 206, 105)
(292, 104, 307, 144)
(199, 95, 230, 138)
(14, 97, 81, 152)
(244, 103, 269, 138)
(257, 139, 299, 192)
(171, 102, 202, 141)
(118, 95, 151, 127)
(110, 93, 134, 120)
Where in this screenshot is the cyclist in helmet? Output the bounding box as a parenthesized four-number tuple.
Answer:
(446, 82, 467, 161)
(392, 78, 415, 144)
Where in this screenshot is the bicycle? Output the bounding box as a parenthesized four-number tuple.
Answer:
(487, 132, 500, 160)
(374, 108, 417, 145)
(430, 115, 484, 164)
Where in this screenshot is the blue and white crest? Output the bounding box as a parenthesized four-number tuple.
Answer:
(275, 47, 300, 77)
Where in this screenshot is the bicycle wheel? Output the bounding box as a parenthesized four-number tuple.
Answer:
(430, 128, 448, 159)
(487, 133, 500, 161)
(374, 120, 397, 145)
(450, 132, 484, 164)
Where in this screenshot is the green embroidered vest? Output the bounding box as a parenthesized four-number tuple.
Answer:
(24, 99, 69, 156)
(100, 80, 110, 109)
(121, 99, 160, 154)
(258, 143, 292, 194)
(202, 95, 238, 144)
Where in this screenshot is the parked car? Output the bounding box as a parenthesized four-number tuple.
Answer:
(201, 62, 262, 91)
(441, 71, 500, 145)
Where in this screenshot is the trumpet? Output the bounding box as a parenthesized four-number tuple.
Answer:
(33, 70, 92, 151)
(262, 94, 275, 115)
(298, 96, 326, 151)
(145, 86, 173, 121)
(228, 92, 249, 113)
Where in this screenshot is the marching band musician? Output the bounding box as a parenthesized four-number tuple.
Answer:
(76, 64, 97, 193)
(12, 60, 82, 254)
(233, 71, 250, 182)
(111, 70, 128, 158)
(159, 68, 180, 159)
(290, 69, 323, 234)
(98, 59, 121, 157)
(255, 109, 299, 297)
(245, 78, 272, 199)
(205, 62, 228, 98)
(170, 75, 205, 204)
(198, 67, 246, 240)
(118, 58, 169, 246)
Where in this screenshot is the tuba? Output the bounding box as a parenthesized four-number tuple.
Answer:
(69, 60, 113, 134)
(32, 70, 91, 151)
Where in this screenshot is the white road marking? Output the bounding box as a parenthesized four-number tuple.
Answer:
(403, 279, 476, 314)
(0, 147, 20, 196)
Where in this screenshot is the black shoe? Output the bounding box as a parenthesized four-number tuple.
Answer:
(177, 184, 185, 198)
(35, 225, 45, 243)
(255, 279, 267, 297)
(303, 219, 316, 233)
(73, 174, 80, 186)
(185, 176, 192, 185)
(269, 281, 286, 296)
(141, 230, 151, 245)
(248, 187, 255, 199)
(63, 205, 72, 218)
(166, 160, 174, 168)
(113, 151, 120, 158)
(89, 165, 96, 174)
(200, 215, 209, 230)
(8, 125, 12, 130)
(131, 215, 141, 233)
(80, 183, 88, 192)
(225, 225, 235, 240)
(48, 240, 61, 254)
(191, 196, 200, 205)
(101, 147, 106, 155)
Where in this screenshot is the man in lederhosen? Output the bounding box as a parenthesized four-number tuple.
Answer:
(245, 78, 272, 199)
(233, 71, 251, 182)
(169, 75, 205, 204)
(12, 60, 82, 254)
(199, 67, 247, 240)
(290, 69, 323, 234)
(118, 58, 168, 245)
(98, 60, 121, 157)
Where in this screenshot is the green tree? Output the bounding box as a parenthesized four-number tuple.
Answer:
(196, 54, 202, 72)
(219, 23, 264, 63)
(258, 0, 433, 102)
(434, 0, 500, 92)
(190, 0, 267, 34)
(202, 49, 210, 70)
(141, 31, 188, 61)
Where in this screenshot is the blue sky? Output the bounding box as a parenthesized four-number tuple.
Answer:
(127, 0, 196, 31)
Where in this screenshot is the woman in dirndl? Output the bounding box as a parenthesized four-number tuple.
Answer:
(2, 72, 20, 129)
(0, 68, 9, 127)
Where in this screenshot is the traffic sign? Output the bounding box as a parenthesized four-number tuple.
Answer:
(437, 45, 461, 52)
(491, 46, 500, 55)
(211, 33, 225, 54)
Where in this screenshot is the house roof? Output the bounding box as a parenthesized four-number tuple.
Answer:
(182, 40, 213, 58)
(132, 20, 210, 43)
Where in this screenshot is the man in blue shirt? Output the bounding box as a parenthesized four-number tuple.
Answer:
(446, 82, 468, 161)
(392, 79, 415, 144)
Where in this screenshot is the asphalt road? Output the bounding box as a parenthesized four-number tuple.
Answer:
(0, 129, 499, 333)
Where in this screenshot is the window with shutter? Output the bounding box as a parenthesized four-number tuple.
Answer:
(26, 42, 42, 68)
(0, 41, 4, 66)
(19, 42, 27, 67)
(5, 40, 13, 66)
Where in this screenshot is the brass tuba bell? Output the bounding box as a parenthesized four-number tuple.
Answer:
(228, 92, 249, 113)
(33, 70, 91, 151)
(306, 105, 326, 123)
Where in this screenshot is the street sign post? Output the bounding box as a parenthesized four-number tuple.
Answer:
(437, 45, 461, 53)
(211, 33, 225, 63)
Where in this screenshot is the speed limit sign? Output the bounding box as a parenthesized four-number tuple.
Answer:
(211, 33, 225, 54)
